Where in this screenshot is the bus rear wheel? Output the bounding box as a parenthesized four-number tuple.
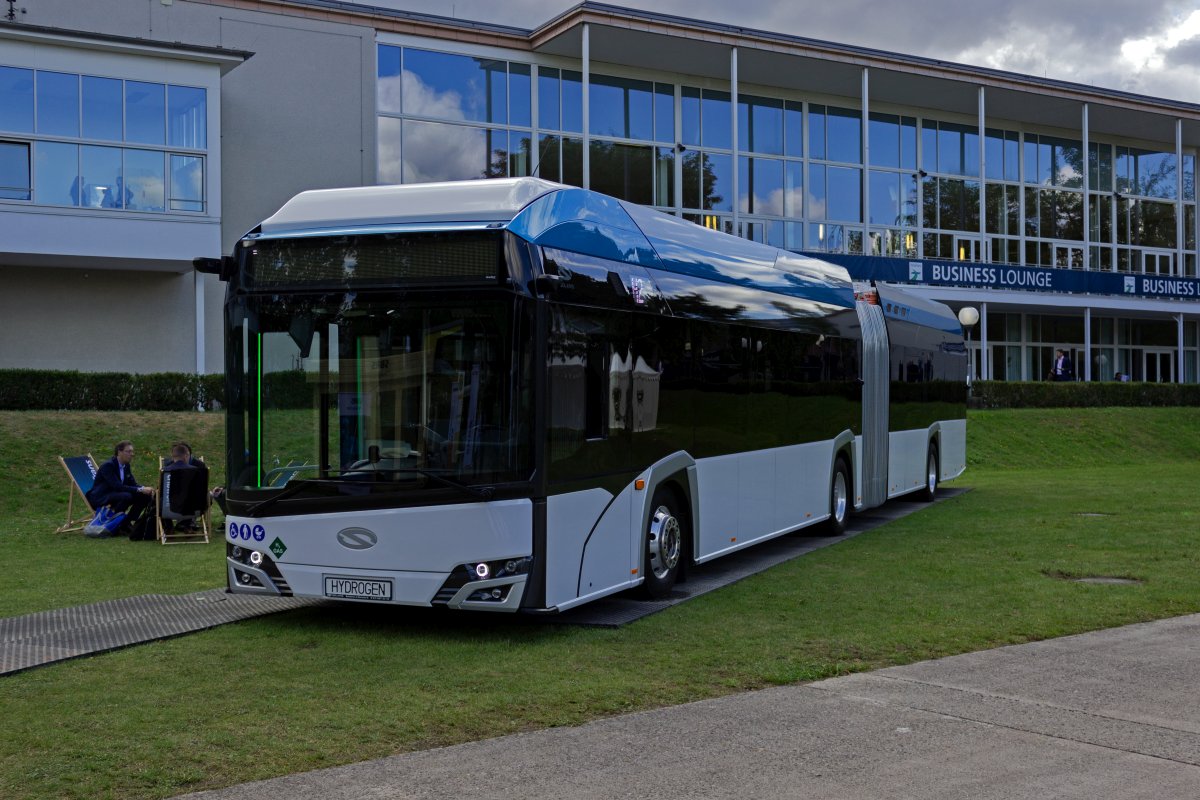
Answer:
(642, 488, 684, 599)
(826, 458, 850, 536)
(920, 445, 939, 502)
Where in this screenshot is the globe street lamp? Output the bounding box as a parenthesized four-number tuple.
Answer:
(958, 306, 980, 390)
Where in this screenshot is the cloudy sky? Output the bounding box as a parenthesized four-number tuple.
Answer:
(357, 0, 1200, 104)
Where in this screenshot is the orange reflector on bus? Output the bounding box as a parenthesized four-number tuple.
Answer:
(635, 479, 645, 490)
(631, 568, 638, 574)
(730, 536, 736, 542)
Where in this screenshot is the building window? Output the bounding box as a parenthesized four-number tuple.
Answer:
(83, 76, 123, 140)
(922, 119, 979, 178)
(0, 66, 33, 133)
(810, 104, 860, 165)
(377, 45, 534, 185)
(0, 140, 30, 200)
(589, 74, 653, 140)
(1116, 146, 1178, 199)
(738, 94, 784, 156)
(400, 48, 509, 124)
(869, 113, 917, 170)
(36, 71, 80, 137)
(0, 65, 207, 213)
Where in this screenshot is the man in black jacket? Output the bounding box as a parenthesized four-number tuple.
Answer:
(1051, 349, 1075, 381)
(85, 440, 154, 538)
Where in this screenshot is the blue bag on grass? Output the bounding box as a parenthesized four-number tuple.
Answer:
(84, 506, 127, 538)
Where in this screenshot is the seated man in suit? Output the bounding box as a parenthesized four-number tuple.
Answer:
(175, 440, 226, 523)
(85, 440, 154, 538)
(162, 443, 202, 533)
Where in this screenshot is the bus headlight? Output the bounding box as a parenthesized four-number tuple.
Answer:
(249, 550, 264, 566)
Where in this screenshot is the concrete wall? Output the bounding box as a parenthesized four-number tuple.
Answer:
(0, 266, 197, 372)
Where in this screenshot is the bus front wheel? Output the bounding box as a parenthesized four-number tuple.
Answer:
(642, 488, 684, 599)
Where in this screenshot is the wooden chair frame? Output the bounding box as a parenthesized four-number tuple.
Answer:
(57, 454, 99, 533)
(155, 456, 211, 545)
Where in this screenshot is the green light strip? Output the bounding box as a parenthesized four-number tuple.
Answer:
(257, 332, 263, 488)
(356, 338, 364, 460)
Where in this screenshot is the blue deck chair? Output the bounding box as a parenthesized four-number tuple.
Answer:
(57, 454, 100, 533)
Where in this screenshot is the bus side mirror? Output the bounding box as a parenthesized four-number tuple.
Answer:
(531, 273, 562, 296)
(193, 255, 236, 282)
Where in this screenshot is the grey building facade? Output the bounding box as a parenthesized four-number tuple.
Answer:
(3, 0, 1198, 381)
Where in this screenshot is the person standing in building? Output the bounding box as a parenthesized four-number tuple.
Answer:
(1052, 349, 1075, 381)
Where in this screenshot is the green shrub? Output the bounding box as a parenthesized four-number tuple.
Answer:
(5, 369, 1198, 411)
(970, 380, 1200, 408)
(0, 370, 225, 411)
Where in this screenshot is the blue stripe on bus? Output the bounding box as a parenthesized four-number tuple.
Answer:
(509, 187, 855, 309)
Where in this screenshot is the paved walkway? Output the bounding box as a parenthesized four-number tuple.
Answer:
(179, 613, 1200, 799)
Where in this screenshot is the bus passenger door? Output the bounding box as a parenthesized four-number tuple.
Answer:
(544, 304, 635, 607)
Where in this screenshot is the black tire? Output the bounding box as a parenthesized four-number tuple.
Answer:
(920, 444, 939, 502)
(642, 486, 685, 599)
(826, 458, 850, 536)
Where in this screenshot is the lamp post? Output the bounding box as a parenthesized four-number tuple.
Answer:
(958, 306, 980, 392)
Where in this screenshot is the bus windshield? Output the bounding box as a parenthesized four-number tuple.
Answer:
(226, 290, 533, 505)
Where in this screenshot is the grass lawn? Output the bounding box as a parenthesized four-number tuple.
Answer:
(1, 407, 1199, 799)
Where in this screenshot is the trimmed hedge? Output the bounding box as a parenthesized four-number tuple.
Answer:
(970, 380, 1200, 409)
(4, 369, 1199, 411)
(0, 370, 231, 411)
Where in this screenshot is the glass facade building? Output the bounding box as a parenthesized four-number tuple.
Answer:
(4, 0, 1198, 380)
(372, 23, 1200, 384)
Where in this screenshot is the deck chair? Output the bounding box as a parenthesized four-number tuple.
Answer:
(57, 454, 99, 533)
(155, 461, 211, 544)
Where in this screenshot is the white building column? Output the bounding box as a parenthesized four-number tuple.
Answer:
(581, 23, 590, 189)
(194, 271, 205, 375)
(863, 68, 870, 250)
(730, 46, 739, 236)
(978, 87, 986, 256)
(1179, 313, 1186, 384)
(1083, 306, 1092, 381)
(1082, 104, 1090, 266)
(980, 302, 989, 380)
(674, 85, 683, 216)
(1177, 119, 1184, 276)
(530, 66, 540, 178)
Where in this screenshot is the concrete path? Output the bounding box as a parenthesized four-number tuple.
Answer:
(179, 613, 1200, 799)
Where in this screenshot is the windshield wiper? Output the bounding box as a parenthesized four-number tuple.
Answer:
(379, 468, 496, 501)
(246, 477, 372, 516)
(247, 471, 494, 516)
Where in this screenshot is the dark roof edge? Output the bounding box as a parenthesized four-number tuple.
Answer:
(534, 2, 1200, 115)
(0, 21, 254, 62)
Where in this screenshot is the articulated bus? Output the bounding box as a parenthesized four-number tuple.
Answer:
(197, 177, 967, 613)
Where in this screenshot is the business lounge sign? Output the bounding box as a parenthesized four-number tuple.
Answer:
(811, 253, 1200, 301)
(910, 262, 1056, 291)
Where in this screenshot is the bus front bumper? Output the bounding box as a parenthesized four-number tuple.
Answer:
(226, 547, 529, 612)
